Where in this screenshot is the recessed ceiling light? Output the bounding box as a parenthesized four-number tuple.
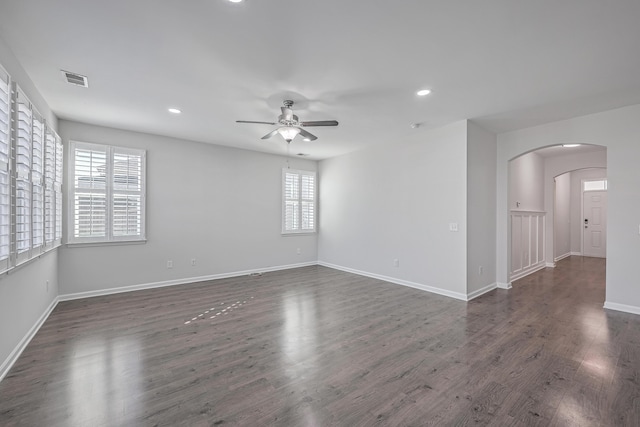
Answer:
(417, 89, 431, 96)
(562, 144, 581, 148)
(168, 108, 181, 114)
(228, 0, 243, 2)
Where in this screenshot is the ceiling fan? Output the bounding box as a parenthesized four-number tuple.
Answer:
(236, 100, 338, 143)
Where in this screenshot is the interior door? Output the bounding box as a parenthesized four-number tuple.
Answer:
(583, 191, 607, 258)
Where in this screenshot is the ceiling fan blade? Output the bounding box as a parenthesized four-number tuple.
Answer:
(300, 120, 339, 127)
(261, 129, 279, 140)
(298, 128, 318, 141)
(236, 120, 277, 125)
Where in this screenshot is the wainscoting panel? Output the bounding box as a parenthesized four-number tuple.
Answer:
(511, 210, 546, 281)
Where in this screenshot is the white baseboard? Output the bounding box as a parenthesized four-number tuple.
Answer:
(545, 262, 556, 268)
(318, 261, 468, 301)
(571, 252, 582, 256)
(496, 282, 512, 290)
(466, 283, 498, 301)
(510, 262, 547, 282)
(0, 296, 59, 383)
(604, 301, 640, 316)
(59, 262, 318, 302)
(554, 252, 571, 262)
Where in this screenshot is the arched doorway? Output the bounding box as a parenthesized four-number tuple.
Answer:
(503, 144, 607, 286)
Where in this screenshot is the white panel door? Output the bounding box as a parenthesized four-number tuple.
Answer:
(583, 191, 607, 258)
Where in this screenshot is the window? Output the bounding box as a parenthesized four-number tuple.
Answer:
(15, 88, 32, 261)
(0, 70, 63, 275)
(69, 141, 145, 244)
(583, 179, 607, 192)
(282, 168, 316, 234)
(55, 136, 63, 241)
(0, 67, 10, 271)
(32, 112, 45, 251)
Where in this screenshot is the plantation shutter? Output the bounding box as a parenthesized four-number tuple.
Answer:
(300, 173, 315, 231)
(15, 87, 32, 258)
(0, 67, 10, 269)
(282, 169, 316, 234)
(31, 112, 44, 251)
(69, 141, 144, 243)
(112, 148, 144, 238)
(284, 171, 300, 231)
(54, 135, 63, 241)
(72, 143, 107, 240)
(44, 129, 55, 245)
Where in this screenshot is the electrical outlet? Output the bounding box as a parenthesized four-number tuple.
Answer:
(191, 258, 196, 266)
(478, 266, 483, 276)
(46, 280, 49, 291)
(393, 258, 400, 267)
(167, 260, 173, 269)
(296, 248, 301, 255)
(449, 223, 459, 232)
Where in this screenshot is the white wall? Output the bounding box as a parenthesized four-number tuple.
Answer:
(318, 121, 469, 299)
(466, 122, 497, 295)
(554, 172, 571, 260)
(58, 120, 318, 296)
(570, 168, 607, 253)
(0, 37, 59, 376)
(509, 151, 545, 211)
(497, 104, 640, 313)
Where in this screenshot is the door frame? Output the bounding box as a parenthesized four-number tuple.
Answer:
(581, 178, 608, 256)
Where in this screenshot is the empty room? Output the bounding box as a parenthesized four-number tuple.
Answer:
(1, 1, 640, 425)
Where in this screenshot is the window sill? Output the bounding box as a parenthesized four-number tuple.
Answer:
(65, 239, 147, 248)
(281, 232, 316, 237)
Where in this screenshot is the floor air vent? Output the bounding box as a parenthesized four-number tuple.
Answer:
(61, 70, 89, 87)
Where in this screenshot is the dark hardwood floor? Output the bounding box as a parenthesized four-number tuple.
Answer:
(1, 256, 639, 426)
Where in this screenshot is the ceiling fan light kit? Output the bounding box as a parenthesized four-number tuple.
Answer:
(237, 100, 338, 143)
(277, 126, 300, 142)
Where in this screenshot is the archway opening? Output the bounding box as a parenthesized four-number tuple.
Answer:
(507, 144, 607, 285)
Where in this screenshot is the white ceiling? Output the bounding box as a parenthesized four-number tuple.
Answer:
(534, 144, 606, 158)
(1, 0, 639, 160)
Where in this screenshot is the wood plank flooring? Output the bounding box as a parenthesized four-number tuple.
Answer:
(1, 256, 639, 426)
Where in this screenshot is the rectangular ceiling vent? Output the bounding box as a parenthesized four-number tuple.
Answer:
(61, 70, 89, 88)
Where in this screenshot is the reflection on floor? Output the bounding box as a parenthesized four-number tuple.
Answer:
(1, 256, 638, 426)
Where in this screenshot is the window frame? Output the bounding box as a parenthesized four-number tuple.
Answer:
(13, 86, 33, 265)
(0, 66, 10, 272)
(281, 168, 317, 235)
(0, 74, 63, 276)
(68, 140, 146, 245)
(583, 179, 607, 192)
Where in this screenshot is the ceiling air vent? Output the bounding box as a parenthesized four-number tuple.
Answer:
(61, 70, 89, 88)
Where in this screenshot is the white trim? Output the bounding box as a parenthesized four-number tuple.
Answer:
(497, 282, 512, 290)
(282, 168, 316, 234)
(510, 263, 547, 281)
(509, 210, 546, 281)
(318, 261, 468, 301)
(570, 251, 582, 256)
(554, 252, 571, 262)
(58, 262, 317, 301)
(545, 262, 556, 268)
(466, 283, 498, 301)
(603, 301, 640, 316)
(67, 141, 146, 244)
(509, 209, 546, 214)
(0, 296, 59, 383)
